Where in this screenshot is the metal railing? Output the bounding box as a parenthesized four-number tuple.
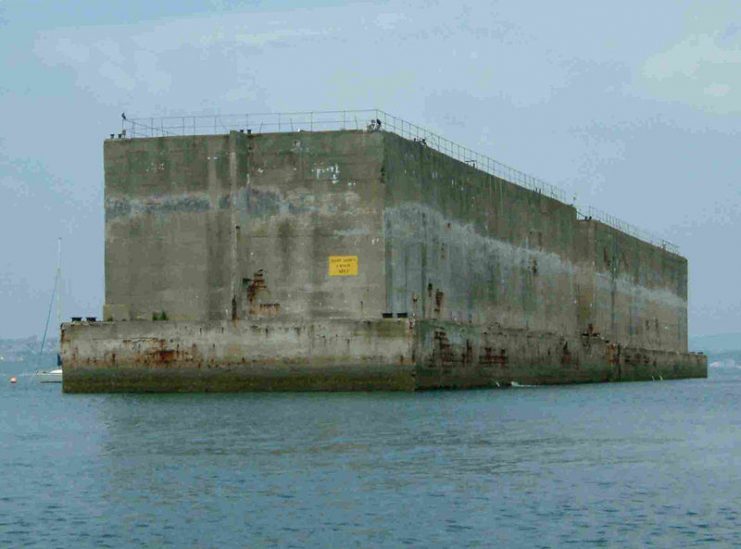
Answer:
(577, 206, 679, 254)
(122, 110, 378, 140)
(120, 109, 678, 254)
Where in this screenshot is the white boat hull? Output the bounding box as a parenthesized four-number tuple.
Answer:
(36, 369, 63, 383)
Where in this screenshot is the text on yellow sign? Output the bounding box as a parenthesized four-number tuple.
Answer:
(328, 256, 358, 276)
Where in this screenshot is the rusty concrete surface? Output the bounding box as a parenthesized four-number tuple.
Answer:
(62, 319, 705, 393)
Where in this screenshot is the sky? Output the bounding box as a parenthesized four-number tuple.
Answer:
(0, 0, 739, 339)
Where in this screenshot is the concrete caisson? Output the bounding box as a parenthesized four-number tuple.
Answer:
(62, 128, 706, 392)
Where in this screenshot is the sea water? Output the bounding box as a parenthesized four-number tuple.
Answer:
(1, 362, 738, 547)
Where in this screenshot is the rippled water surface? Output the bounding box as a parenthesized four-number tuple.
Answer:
(1, 364, 738, 547)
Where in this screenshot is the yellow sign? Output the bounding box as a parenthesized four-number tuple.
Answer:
(329, 256, 358, 276)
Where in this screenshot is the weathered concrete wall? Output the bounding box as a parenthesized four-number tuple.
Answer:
(105, 134, 231, 321)
(574, 220, 688, 352)
(236, 131, 386, 321)
(104, 129, 689, 354)
(381, 132, 689, 354)
(382, 133, 577, 335)
(105, 130, 385, 323)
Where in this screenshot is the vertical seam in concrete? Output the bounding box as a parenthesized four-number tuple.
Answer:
(382, 133, 392, 316)
(103, 141, 110, 316)
(229, 132, 239, 320)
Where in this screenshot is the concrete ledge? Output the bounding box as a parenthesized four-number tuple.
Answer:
(61, 319, 707, 393)
(413, 320, 706, 388)
(62, 319, 416, 393)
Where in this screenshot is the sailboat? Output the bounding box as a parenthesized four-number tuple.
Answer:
(35, 238, 63, 383)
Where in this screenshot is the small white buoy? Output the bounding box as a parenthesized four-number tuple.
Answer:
(9, 376, 17, 384)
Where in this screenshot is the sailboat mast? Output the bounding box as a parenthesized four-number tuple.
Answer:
(37, 237, 62, 371)
(56, 237, 62, 330)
